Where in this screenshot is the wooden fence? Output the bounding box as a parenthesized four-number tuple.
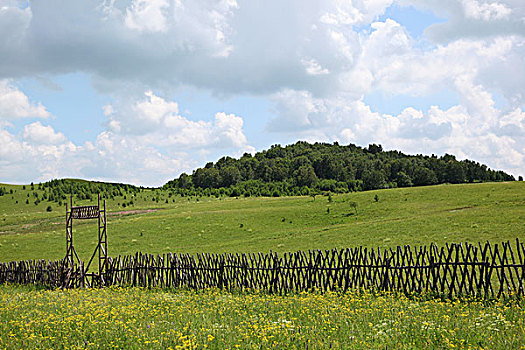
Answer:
(1, 240, 524, 298)
(0, 259, 86, 289)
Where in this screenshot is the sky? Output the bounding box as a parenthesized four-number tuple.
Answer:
(0, 0, 524, 187)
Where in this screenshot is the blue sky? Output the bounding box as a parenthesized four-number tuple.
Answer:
(0, 0, 524, 186)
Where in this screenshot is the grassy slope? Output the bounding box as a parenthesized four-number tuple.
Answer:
(0, 182, 524, 263)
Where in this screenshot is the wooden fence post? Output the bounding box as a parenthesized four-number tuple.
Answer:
(382, 256, 391, 291)
(218, 259, 224, 290)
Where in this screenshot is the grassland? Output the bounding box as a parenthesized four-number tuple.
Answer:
(1, 285, 524, 349)
(0, 182, 524, 263)
(1, 181, 524, 349)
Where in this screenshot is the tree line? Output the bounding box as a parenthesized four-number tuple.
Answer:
(163, 141, 515, 197)
(38, 179, 142, 205)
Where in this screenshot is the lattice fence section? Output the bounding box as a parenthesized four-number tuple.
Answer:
(0, 259, 87, 289)
(70, 206, 99, 219)
(1, 240, 524, 298)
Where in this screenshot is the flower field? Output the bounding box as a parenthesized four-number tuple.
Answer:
(1, 285, 524, 349)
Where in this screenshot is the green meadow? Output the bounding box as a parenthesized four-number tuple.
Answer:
(1, 181, 525, 349)
(1, 286, 524, 349)
(0, 181, 524, 263)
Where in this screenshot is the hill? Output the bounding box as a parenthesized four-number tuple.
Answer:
(0, 181, 523, 263)
(164, 141, 515, 197)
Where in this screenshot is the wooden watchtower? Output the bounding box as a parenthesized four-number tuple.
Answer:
(65, 195, 108, 286)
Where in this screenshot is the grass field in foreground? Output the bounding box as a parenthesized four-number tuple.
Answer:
(0, 182, 524, 263)
(1, 285, 524, 349)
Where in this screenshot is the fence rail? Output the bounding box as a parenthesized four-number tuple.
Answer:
(1, 240, 524, 298)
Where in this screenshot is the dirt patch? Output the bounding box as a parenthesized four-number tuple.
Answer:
(448, 206, 472, 213)
(109, 209, 162, 216)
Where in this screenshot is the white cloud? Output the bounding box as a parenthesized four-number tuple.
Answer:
(0, 1, 367, 96)
(125, 0, 170, 33)
(320, 0, 394, 26)
(0, 80, 50, 119)
(22, 122, 66, 144)
(498, 108, 525, 134)
(0, 0, 522, 99)
(301, 58, 330, 76)
(461, 0, 512, 21)
(0, 89, 254, 185)
(213, 111, 251, 149)
(0, 3, 31, 55)
(132, 90, 180, 130)
(268, 87, 524, 177)
(105, 90, 253, 153)
(356, 20, 517, 99)
(0, 126, 24, 162)
(267, 89, 327, 131)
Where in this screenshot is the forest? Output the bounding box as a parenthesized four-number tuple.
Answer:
(163, 141, 515, 197)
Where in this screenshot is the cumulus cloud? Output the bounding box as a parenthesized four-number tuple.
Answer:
(0, 0, 522, 99)
(320, 0, 394, 26)
(22, 122, 67, 144)
(0, 0, 370, 96)
(125, 0, 170, 33)
(104, 90, 181, 135)
(261, 6, 524, 176)
(0, 80, 50, 119)
(0, 124, 190, 186)
(353, 19, 519, 100)
(461, 0, 512, 21)
(269, 88, 524, 176)
(0, 125, 24, 162)
(301, 58, 330, 76)
(0, 90, 254, 186)
(105, 90, 254, 152)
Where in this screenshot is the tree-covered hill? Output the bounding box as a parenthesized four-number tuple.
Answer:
(18, 179, 141, 204)
(1, 142, 515, 202)
(164, 141, 515, 197)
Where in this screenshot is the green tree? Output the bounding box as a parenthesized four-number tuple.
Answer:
(255, 160, 273, 182)
(396, 172, 413, 187)
(193, 168, 221, 189)
(178, 173, 192, 189)
(294, 164, 318, 187)
(367, 143, 383, 154)
(445, 162, 466, 184)
(220, 166, 241, 187)
(362, 170, 385, 190)
(412, 167, 438, 186)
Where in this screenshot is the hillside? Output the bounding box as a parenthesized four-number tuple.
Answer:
(164, 141, 515, 197)
(0, 142, 515, 210)
(0, 182, 523, 263)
